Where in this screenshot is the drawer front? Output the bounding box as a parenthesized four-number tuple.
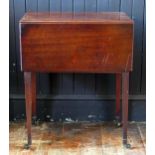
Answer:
(20, 23, 133, 73)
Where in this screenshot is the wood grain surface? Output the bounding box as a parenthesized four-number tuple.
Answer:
(20, 12, 133, 73)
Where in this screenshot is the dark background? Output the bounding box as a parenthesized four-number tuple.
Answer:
(9, 0, 146, 121)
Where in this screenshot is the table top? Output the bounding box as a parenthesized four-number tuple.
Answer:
(20, 12, 133, 24)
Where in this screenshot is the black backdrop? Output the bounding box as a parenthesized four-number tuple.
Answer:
(9, 0, 146, 121)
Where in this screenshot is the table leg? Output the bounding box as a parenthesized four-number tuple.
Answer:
(32, 73, 36, 117)
(122, 72, 130, 148)
(115, 73, 121, 126)
(31, 73, 37, 124)
(24, 72, 36, 148)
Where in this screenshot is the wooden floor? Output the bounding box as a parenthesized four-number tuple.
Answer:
(9, 121, 146, 155)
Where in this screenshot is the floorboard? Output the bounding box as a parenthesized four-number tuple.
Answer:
(9, 122, 146, 155)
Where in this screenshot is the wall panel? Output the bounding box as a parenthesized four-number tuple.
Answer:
(9, 0, 146, 121)
(130, 0, 145, 94)
(9, 0, 18, 93)
(13, 0, 26, 94)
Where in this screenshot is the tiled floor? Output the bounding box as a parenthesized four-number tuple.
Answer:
(9, 122, 146, 155)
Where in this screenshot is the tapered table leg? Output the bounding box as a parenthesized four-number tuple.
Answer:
(115, 73, 121, 126)
(32, 73, 36, 117)
(31, 73, 37, 125)
(122, 72, 130, 148)
(24, 72, 36, 148)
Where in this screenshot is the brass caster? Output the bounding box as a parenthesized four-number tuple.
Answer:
(32, 116, 38, 125)
(124, 143, 131, 149)
(116, 122, 122, 127)
(113, 117, 122, 127)
(23, 143, 30, 149)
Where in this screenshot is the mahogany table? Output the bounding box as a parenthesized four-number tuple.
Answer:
(19, 12, 134, 149)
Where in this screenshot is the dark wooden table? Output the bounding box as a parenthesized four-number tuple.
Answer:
(19, 12, 134, 149)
